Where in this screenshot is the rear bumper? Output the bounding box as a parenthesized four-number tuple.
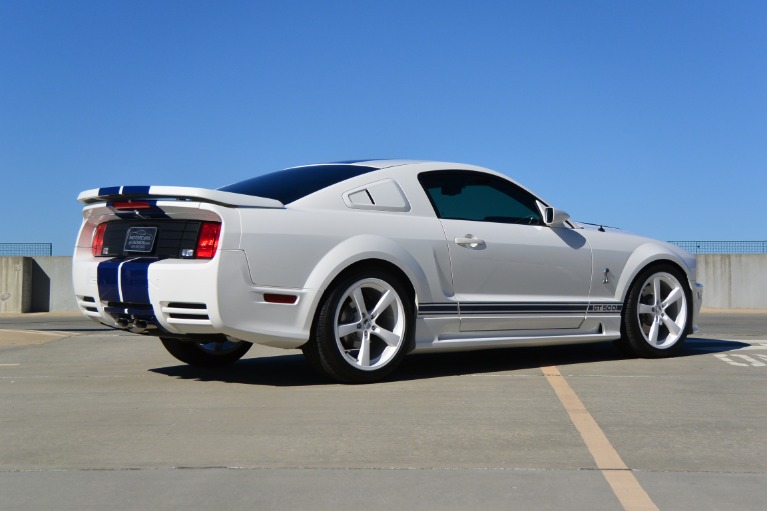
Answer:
(72, 248, 315, 348)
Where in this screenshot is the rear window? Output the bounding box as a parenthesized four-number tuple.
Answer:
(219, 164, 378, 204)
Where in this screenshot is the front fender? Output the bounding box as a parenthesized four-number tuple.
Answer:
(615, 242, 696, 301)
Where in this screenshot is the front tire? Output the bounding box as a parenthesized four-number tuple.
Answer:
(303, 269, 413, 383)
(160, 337, 252, 367)
(618, 264, 691, 358)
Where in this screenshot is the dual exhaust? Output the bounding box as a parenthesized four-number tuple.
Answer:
(116, 316, 157, 333)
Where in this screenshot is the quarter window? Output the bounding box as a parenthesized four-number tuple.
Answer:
(418, 171, 543, 225)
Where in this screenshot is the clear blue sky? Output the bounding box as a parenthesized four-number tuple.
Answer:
(1, 0, 765, 255)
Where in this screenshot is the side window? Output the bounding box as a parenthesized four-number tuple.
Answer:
(418, 171, 543, 225)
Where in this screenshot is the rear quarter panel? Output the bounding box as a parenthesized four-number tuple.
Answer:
(237, 207, 451, 302)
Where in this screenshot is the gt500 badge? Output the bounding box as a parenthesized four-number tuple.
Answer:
(589, 304, 623, 312)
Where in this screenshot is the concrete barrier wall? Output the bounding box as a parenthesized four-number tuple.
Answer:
(0, 257, 77, 313)
(1, 254, 766, 312)
(0, 257, 32, 313)
(697, 254, 767, 310)
(30, 256, 78, 312)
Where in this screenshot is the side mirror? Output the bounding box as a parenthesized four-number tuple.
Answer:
(543, 207, 570, 227)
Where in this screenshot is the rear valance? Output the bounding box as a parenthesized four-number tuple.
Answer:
(78, 186, 284, 208)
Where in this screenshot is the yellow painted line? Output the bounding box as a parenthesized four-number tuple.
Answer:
(0, 364, 20, 366)
(542, 366, 658, 511)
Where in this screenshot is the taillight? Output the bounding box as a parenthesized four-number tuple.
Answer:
(92, 224, 108, 257)
(113, 201, 151, 210)
(196, 222, 221, 259)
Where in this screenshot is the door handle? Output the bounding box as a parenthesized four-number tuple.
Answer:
(455, 235, 485, 249)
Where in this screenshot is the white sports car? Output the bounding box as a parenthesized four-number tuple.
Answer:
(74, 160, 703, 383)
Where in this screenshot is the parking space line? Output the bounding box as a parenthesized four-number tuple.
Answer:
(542, 366, 658, 511)
(0, 329, 72, 336)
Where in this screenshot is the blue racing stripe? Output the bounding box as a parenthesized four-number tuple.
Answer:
(97, 186, 152, 197)
(97, 257, 158, 305)
(97, 259, 122, 302)
(98, 186, 121, 196)
(119, 258, 155, 303)
(460, 303, 589, 314)
(121, 186, 151, 195)
(418, 303, 460, 316)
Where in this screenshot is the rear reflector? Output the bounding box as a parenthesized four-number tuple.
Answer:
(264, 293, 298, 304)
(196, 222, 221, 259)
(92, 224, 108, 256)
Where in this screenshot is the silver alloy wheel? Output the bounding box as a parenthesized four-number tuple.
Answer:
(333, 277, 406, 371)
(636, 271, 688, 349)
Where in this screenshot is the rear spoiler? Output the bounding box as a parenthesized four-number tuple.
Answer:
(77, 186, 284, 208)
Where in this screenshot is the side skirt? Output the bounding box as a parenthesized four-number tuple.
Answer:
(411, 314, 623, 353)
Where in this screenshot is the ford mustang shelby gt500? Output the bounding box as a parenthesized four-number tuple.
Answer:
(74, 160, 703, 383)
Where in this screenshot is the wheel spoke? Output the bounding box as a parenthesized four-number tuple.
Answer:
(638, 303, 654, 315)
(373, 326, 401, 347)
(662, 287, 683, 309)
(357, 332, 370, 367)
(662, 314, 682, 337)
(371, 290, 395, 318)
(337, 322, 358, 338)
(352, 287, 368, 316)
(652, 277, 662, 305)
(648, 316, 660, 344)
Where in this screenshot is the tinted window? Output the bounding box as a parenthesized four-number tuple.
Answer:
(418, 171, 543, 225)
(219, 164, 378, 204)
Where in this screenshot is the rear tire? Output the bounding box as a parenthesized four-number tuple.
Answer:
(617, 264, 691, 358)
(160, 337, 252, 367)
(303, 268, 413, 383)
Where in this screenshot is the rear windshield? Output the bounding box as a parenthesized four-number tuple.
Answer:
(219, 164, 378, 204)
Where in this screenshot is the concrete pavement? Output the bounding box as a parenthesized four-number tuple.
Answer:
(0, 312, 765, 510)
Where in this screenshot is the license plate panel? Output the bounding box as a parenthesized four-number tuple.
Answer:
(124, 227, 158, 253)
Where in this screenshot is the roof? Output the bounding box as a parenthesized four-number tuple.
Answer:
(286, 159, 427, 170)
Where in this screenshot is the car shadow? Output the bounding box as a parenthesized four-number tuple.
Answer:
(150, 354, 328, 387)
(148, 337, 751, 387)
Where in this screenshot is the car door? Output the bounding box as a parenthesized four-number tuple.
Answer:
(419, 170, 593, 332)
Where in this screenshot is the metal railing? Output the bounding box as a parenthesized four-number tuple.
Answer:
(0, 243, 53, 256)
(669, 241, 767, 254)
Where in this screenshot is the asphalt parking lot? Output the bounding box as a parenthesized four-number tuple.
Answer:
(1, 312, 765, 510)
